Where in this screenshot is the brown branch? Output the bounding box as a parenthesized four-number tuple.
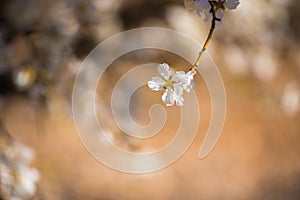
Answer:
(192, 1, 219, 70)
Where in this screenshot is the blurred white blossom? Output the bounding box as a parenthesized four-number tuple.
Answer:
(281, 83, 300, 116)
(166, 6, 205, 42)
(223, 45, 249, 75)
(184, 0, 240, 21)
(0, 142, 40, 200)
(215, 0, 240, 20)
(0, 0, 123, 115)
(252, 48, 277, 81)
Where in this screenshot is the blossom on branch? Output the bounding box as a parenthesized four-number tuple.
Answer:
(215, 0, 240, 19)
(148, 63, 196, 106)
(184, 0, 240, 21)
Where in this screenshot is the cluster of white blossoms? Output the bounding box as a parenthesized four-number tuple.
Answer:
(148, 63, 196, 106)
(0, 142, 40, 200)
(185, 0, 240, 20)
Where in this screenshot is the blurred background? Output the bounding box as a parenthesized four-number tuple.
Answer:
(0, 0, 300, 199)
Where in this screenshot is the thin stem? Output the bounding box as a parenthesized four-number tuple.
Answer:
(192, 1, 219, 70)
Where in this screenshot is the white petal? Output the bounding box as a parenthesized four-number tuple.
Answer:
(158, 63, 171, 80)
(176, 95, 184, 106)
(184, 80, 195, 92)
(174, 83, 184, 106)
(174, 83, 184, 96)
(171, 71, 186, 82)
(147, 77, 164, 91)
(186, 70, 197, 80)
(162, 89, 175, 106)
(224, 0, 240, 10)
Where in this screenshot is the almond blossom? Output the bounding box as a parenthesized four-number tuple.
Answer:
(148, 63, 196, 106)
(185, 0, 240, 21)
(215, 0, 240, 19)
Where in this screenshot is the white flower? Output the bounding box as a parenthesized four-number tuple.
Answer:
(0, 142, 40, 200)
(0, 164, 40, 200)
(215, 0, 240, 20)
(185, 0, 240, 21)
(148, 63, 196, 106)
(4, 143, 34, 168)
(14, 167, 40, 198)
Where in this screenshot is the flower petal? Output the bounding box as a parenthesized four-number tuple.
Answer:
(174, 83, 184, 106)
(186, 70, 197, 80)
(147, 77, 164, 91)
(158, 63, 171, 80)
(174, 83, 184, 96)
(224, 0, 240, 10)
(175, 95, 184, 106)
(162, 88, 175, 106)
(171, 71, 186, 82)
(184, 80, 195, 92)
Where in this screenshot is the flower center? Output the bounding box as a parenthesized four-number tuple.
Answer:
(164, 79, 174, 90)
